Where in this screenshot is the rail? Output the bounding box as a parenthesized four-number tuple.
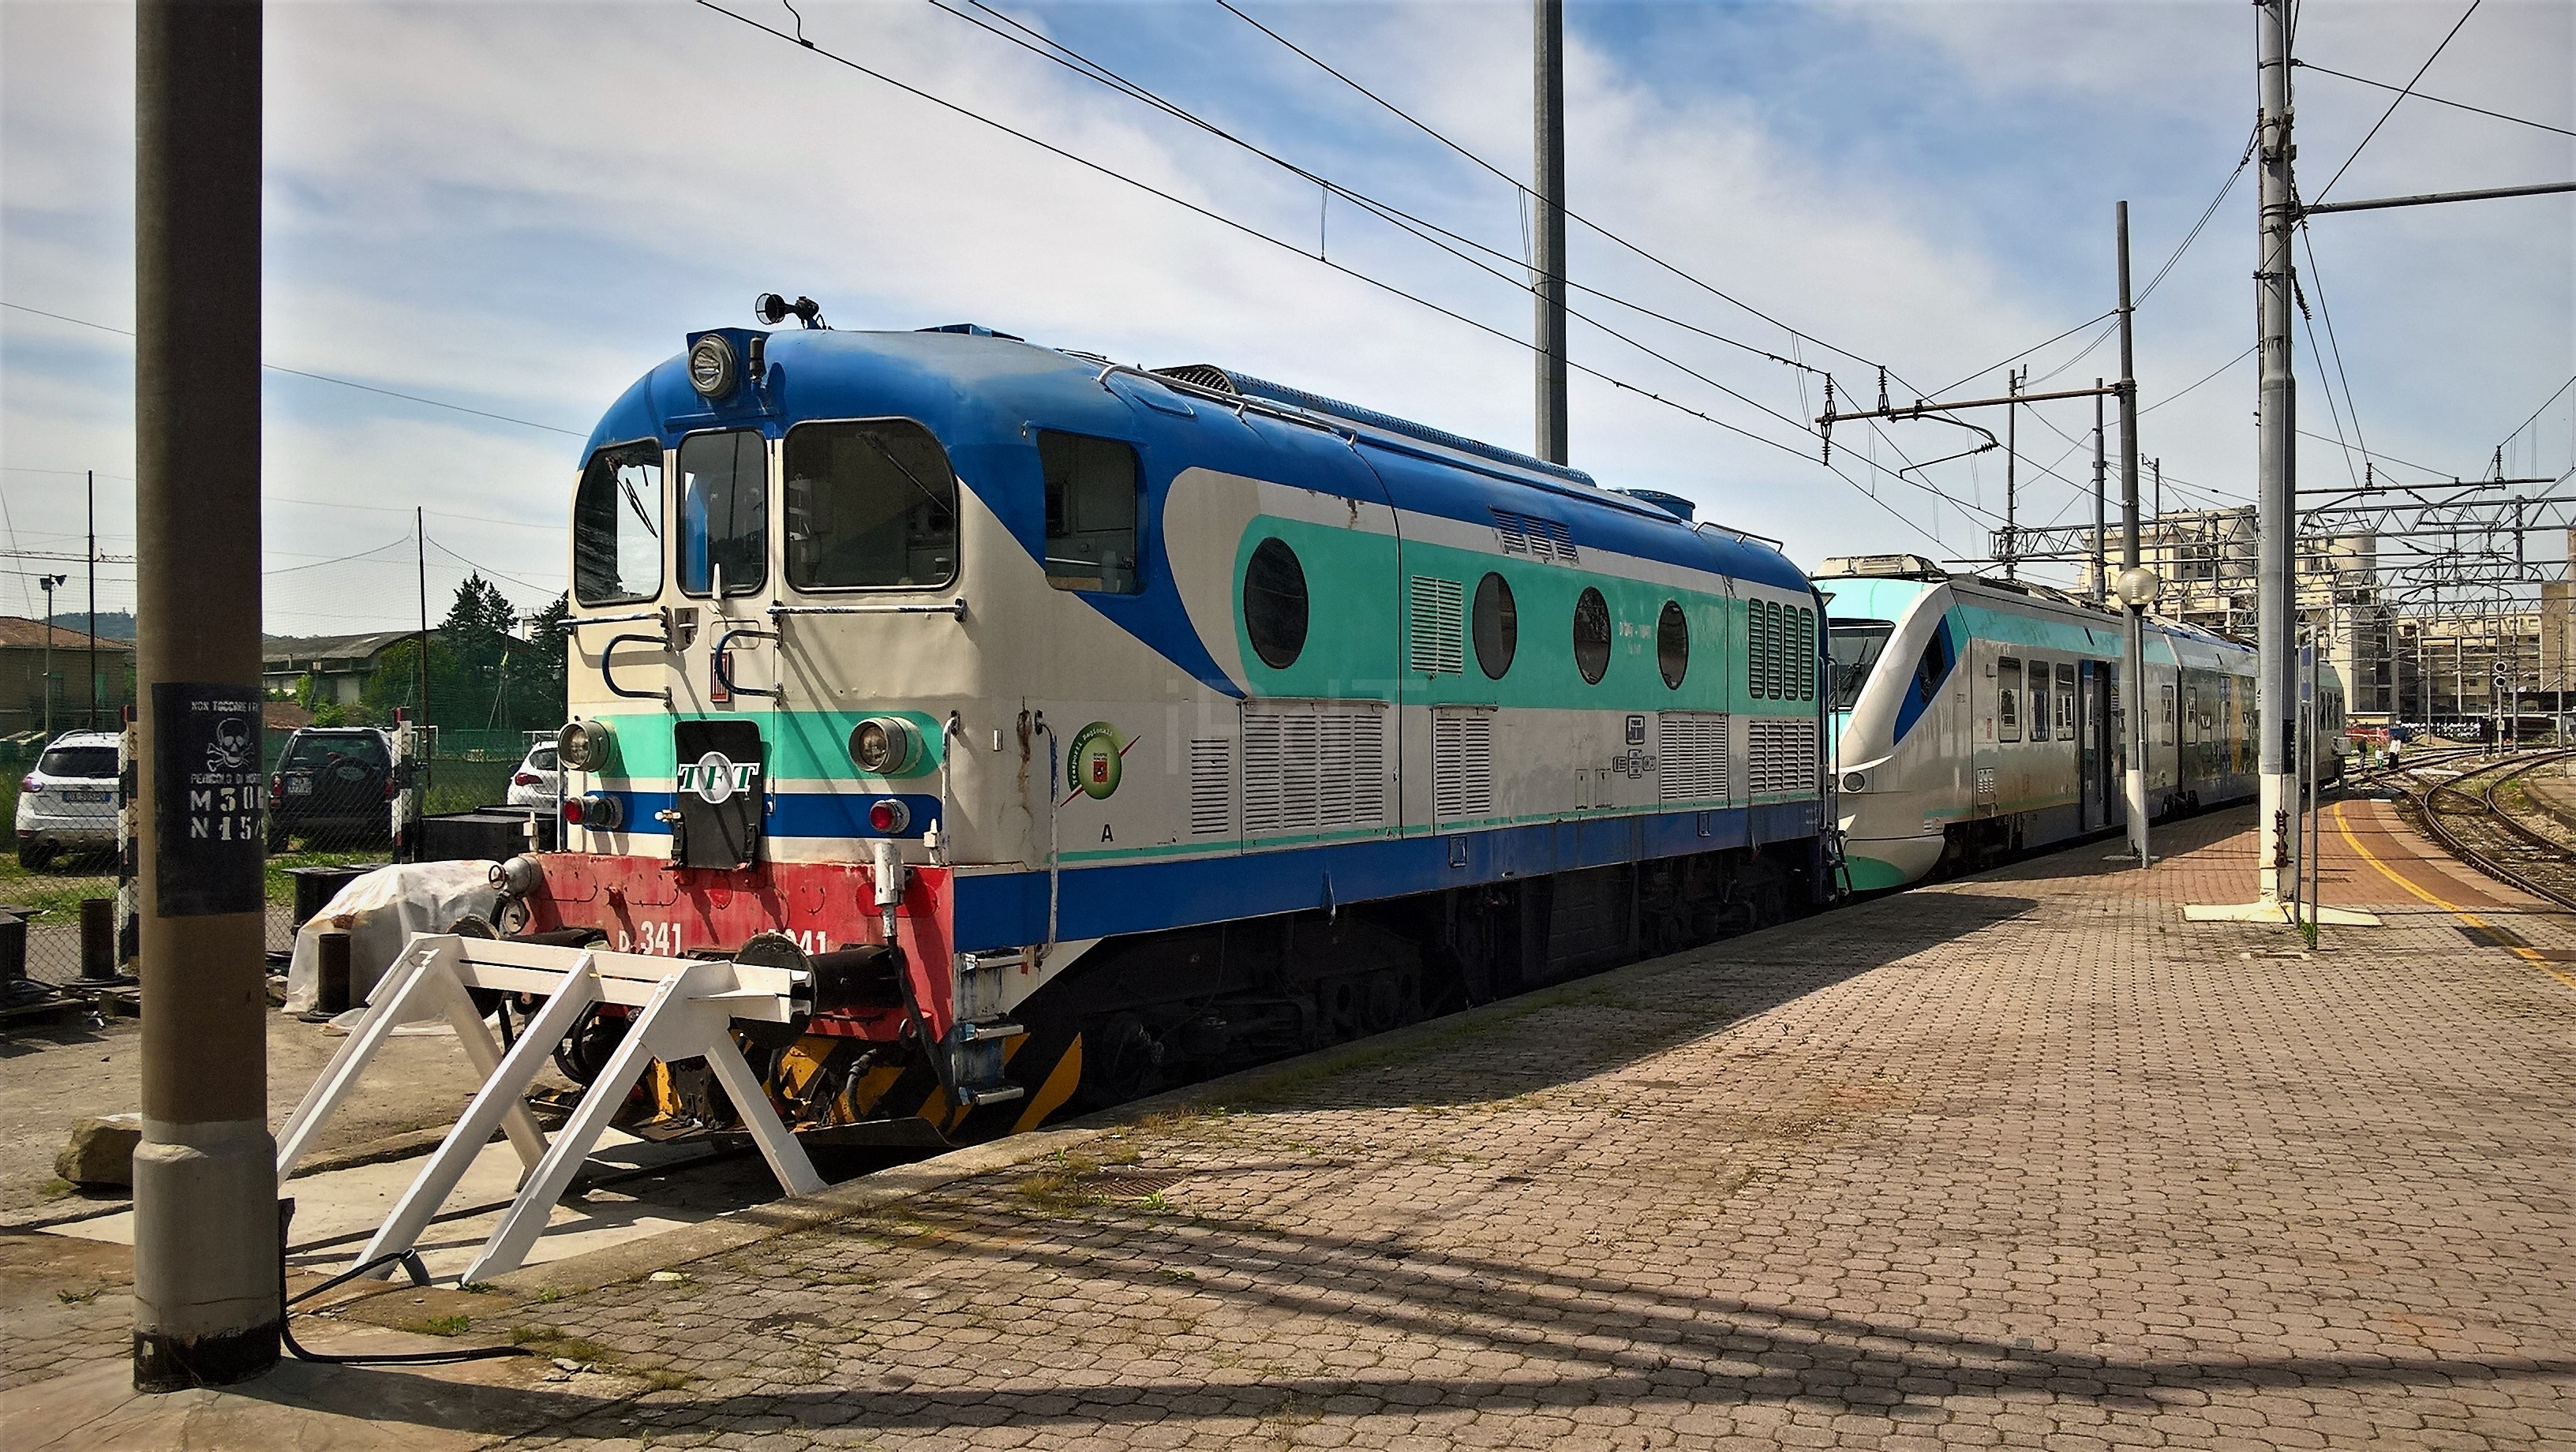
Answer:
(2406, 748, 2576, 910)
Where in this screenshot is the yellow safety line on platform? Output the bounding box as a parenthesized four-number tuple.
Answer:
(2334, 803, 2576, 993)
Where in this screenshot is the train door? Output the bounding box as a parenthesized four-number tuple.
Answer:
(2080, 661, 2119, 831)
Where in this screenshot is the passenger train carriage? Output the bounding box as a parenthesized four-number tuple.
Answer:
(506, 320, 1834, 1143)
(1822, 555, 2342, 890)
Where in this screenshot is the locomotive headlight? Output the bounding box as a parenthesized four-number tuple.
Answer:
(848, 716, 924, 776)
(1841, 772, 1867, 793)
(557, 719, 613, 772)
(687, 334, 739, 398)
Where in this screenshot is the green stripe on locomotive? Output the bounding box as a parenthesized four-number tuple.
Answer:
(1231, 517, 1818, 716)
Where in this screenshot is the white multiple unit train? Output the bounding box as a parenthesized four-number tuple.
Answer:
(1822, 556, 2344, 889)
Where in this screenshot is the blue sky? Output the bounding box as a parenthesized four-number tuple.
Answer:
(2, 0, 2568, 634)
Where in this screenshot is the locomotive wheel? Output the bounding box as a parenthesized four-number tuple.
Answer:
(553, 1004, 630, 1087)
(1077, 1014, 1163, 1110)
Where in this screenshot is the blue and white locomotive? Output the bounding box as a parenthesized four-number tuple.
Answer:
(1822, 554, 2343, 889)
(513, 318, 1833, 1142)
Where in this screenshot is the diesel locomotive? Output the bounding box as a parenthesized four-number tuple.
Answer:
(496, 317, 1837, 1143)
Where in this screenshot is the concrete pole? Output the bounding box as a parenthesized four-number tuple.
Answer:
(1532, 0, 1569, 466)
(130, 0, 278, 1390)
(2117, 202, 2150, 865)
(2255, 0, 2298, 902)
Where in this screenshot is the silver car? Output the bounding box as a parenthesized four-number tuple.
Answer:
(504, 742, 562, 808)
(16, 730, 120, 868)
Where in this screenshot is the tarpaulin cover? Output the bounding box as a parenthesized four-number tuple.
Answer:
(281, 859, 500, 1017)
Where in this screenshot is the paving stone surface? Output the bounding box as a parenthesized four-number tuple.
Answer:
(457, 800, 2576, 1450)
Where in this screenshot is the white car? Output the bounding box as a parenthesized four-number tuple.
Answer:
(504, 742, 562, 807)
(16, 729, 121, 868)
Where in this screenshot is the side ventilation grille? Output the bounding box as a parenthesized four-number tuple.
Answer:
(1432, 710, 1494, 821)
(1747, 717, 1818, 797)
(1657, 713, 1728, 803)
(1241, 703, 1387, 836)
(1407, 576, 1466, 675)
(1491, 508, 1578, 563)
(1189, 738, 1231, 836)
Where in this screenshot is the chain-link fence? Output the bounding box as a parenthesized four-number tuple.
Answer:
(2, 730, 545, 990)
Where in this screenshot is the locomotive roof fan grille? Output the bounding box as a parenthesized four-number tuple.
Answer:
(1148, 365, 1598, 489)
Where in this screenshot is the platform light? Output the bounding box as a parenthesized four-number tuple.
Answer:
(688, 334, 739, 398)
(2114, 567, 2162, 608)
(848, 717, 924, 776)
(867, 798, 912, 835)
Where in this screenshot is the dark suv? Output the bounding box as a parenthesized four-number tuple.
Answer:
(268, 727, 396, 851)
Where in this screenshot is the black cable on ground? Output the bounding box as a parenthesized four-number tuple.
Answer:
(278, 1200, 534, 1367)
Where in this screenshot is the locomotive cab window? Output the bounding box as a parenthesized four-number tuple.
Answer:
(573, 440, 665, 606)
(1039, 432, 1142, 594)
(1998, 657, 2023, 743)
(1914, 630, 1952, 705)
(1828, 618, 1892, 712)
(784, 419, 959, 589)
(678, 429, 767, 597)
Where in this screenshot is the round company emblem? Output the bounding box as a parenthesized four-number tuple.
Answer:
(1067, 722, 1124, 801)
(691, 750, 737, 804)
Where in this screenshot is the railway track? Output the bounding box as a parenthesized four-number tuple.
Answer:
(2407, 749, 2576, 910)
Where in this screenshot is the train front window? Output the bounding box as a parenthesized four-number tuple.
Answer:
(1828, 619, 1892, 711)
(784, 419, 960, 589)
(678, 430, 767, 597)
(572, 440, 664, 606)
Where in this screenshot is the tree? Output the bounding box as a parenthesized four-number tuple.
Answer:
(516, 592, 571, 728)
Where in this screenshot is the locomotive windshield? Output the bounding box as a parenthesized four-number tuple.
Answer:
(1828, 619, 1893, 711)
(679, 429, 768, 597)
(784, 420, 959, 589)
(572, 440, 664, 605)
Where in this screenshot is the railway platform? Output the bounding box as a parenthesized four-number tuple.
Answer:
(3, 794, 2570, 1450)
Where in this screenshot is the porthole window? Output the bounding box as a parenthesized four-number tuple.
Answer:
(1473, 572, 1517, 679)
(1243, 537, 1309, 670)
(1657, 601, 1688, 689)
(1572, 586, 1612, 685)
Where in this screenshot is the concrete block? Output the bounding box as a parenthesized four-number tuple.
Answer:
(54, 1113, 143, 1187)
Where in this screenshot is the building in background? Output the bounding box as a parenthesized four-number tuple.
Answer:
(2082, 507, 2395, 720)
(0, 617, 136, 740)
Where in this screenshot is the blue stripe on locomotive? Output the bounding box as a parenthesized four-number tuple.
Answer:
(582, 328, 1814, 696)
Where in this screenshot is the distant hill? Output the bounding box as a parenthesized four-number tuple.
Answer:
(46, 611, 135, 641)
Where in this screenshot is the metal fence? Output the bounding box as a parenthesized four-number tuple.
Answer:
(2, 740, 537, 990)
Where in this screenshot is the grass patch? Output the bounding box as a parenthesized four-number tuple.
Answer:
(55, 1289, 98, 1306)
(1012, 1145, 1130, 1213)
(0, 843, 384, 915)
(38, 1178, 78, 1199)
(399, 1313, 474, 1337)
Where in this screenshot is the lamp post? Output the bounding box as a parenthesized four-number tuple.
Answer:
(38, 574, 67, 736)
